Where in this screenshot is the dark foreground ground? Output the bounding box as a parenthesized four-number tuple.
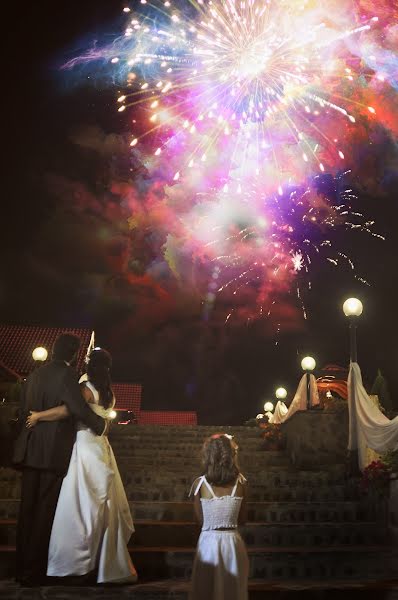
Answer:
(1, 579, 398, 600)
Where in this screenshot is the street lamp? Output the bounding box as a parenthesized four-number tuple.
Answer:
(342, 297, 363, 363)
(275, 387, 287, 400)
(301, 356, 316, 410)
(32, 347, 48, 362)
(263, 401, 274, 413)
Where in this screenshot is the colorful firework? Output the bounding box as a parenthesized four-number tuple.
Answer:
(165, 171, 384, 321)
(63, 0, 395, 324)
(90, 0, 391, 193)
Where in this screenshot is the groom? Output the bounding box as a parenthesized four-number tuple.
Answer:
(13, 333, 107, 586)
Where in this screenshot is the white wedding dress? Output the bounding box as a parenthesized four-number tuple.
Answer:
(47, 381, 137, 583)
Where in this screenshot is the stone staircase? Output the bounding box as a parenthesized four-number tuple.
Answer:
(0, 425, 397, 598)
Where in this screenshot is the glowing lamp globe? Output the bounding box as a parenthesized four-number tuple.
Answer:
(109, 410, 117, 420)
(32, 347, 48, 362)
(343, 298, 363, 317)
(263, 401, 274, 412)
(301, 356, 316, 372)
(275, 387, 287, 400)
(256, 413, 264, 420)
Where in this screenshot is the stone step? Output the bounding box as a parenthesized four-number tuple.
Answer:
(130, 546, 398, 581)
(0, 518, 388, 548)
(0, 499, 373, 523)
(117, 448, 268, 457)
(108, 434, 266, 446)
(1, 578, 398, 599)
(112, 443, 267, 452)
(122, 483, 354, 502)
(0, 481, 356, 502)
(131, 522, 389, 548)
(132, 501, 373, 524)
(110, 443, 267, 453)
(0, 482, 355, 503)
(109, 425, 263, 437)
(0, 465, 356, 499)
(109, 436, 266, 446)
(119, 470, 349, 487)
(0, 467, 350, 487)
(1, 545, 396, 581)
(113, 455, 291, 468)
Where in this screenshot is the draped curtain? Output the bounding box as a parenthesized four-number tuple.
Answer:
(348, 362, 398, 471)
(270, 373, 319, 424)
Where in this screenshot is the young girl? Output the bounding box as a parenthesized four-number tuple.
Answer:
(26, 348, 137, 584)
(189, 433, 249, 600)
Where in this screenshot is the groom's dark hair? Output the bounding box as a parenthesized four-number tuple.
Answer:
(53, 333, 81, 362)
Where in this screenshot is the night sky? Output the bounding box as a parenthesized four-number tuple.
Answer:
(3, 1, 398, 423)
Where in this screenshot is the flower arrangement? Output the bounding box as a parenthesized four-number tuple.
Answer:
(261, 424, 284, 450)
(360, 460, 392, 496)
(381, 450, 398, 475)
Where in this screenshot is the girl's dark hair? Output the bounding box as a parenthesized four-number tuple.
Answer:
(86, 348, 113, 409)
(201, 434, 239, 486)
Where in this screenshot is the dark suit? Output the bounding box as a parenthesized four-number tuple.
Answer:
(14, 360, 105, 584)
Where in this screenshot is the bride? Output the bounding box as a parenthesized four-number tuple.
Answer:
(26, 348, 137, 584)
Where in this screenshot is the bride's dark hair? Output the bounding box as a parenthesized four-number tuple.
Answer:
(201, 434, 239, 486)
(86, 348, 113, 409)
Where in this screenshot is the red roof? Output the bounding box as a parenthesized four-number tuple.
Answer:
(139, 410, 197, 425)
(113, 383, 142, 415)
(320, 363, 348, 375)
(0, 325, 92, 377)
(0, 358, 22, 381)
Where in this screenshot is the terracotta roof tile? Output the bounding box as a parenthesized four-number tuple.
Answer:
(139, 410, 197, 425)
(113, 383, 142, 415)
(0, 325, 92, 376)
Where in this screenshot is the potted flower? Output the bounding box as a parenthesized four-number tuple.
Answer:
(360, 459, 392, 521)
(261, 424, 284, 450)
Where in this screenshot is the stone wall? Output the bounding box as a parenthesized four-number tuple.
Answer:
(389, 477, 398, 544)
(282, 405, 349, 469)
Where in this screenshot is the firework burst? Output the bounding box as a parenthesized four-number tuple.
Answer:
(101, 0, 384, 193)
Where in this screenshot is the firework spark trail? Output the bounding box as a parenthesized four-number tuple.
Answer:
(64, 0, 396, 193)
(178, 171, 384, 319)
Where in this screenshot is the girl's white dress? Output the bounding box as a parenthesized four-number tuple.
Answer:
(47, 381, 137, 583)
(189, 474, 249, 600)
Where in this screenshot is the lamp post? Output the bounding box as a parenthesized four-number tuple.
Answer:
(342, 298, 363, 363)
(275, 387, 287, 401)
(32, 347, 48, 363)
(301, 356, 316, 410)
(343, 298, 363, 476)
(263, 401, 274, 423)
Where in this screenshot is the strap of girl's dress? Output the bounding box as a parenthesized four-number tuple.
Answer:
(231, 473, 247, 497)
(189, 475, 205, 497)
(203, 477, 216, 498)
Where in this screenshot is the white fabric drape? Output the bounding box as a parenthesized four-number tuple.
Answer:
(269, 373, 319, 424)
(347, 362, 398, 471)
(268, 402, 288, 424)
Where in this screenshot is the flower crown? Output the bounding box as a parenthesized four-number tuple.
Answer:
(210, 433, 234, 440)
